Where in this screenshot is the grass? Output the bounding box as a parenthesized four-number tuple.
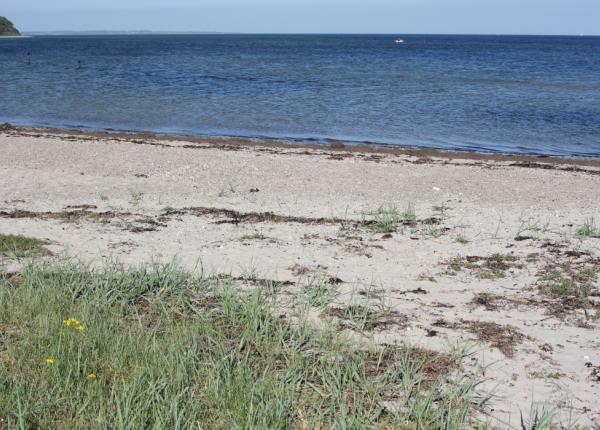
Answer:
(479, 270, 506, 280)
(577, 218, 600, 239)
(423, 224, 445, 238)
(0, 234, 51, 258)
(240, 231, 267, 241)
(338, 303, 380, 330)
(541, 267, 597, 302)
(492, 216, 504, 240)
(325, 289, 399, 331)
(300, 276, 338, 308)
(432, 203, 450, 219)
(362, 204, 417, 233)
(489, 253, 517, 263)
(327, 301, 382, 331)
(129, 190, 144, 206)
(518, 406, 556, 430)
(445, 256, 469, 276)
(0, 261, 489, 429)
(516, 214, 551, 238)
(478, 254, 516, 279)
(445, 254, 517, 279)
(455, 232, 470, 245)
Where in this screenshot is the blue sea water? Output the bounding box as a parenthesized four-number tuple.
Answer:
(1, 34, 599, 156)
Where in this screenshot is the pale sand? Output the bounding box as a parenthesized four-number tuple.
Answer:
(1, 127, 599, 427)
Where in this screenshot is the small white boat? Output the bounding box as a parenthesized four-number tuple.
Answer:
(395, 38, 404, 44)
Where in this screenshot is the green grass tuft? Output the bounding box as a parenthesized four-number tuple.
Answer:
(577, 218, 600, 239)
(301, 276, 338, 308)
(479, 270, 506, 280)
(240, 231, 267, 241)
(362, 204, 417, 233)
(0, 234, 52, 258)
(541, 267, 597, 302)
(455, 233, 469, 245)
(129, 190, 144, 206)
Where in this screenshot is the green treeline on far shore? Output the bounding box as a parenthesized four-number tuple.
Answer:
(0, 16, 20, 36)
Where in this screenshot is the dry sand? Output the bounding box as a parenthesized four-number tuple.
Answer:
(1, 127, 599, 427)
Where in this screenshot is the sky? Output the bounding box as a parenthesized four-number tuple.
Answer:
(3, 0, 599, 35)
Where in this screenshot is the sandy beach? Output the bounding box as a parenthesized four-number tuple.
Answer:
(1, 126, 599, 427)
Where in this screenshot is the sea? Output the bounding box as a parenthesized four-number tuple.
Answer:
(1, 34, 599, 156)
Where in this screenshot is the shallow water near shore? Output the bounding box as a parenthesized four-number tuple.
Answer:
(1, 34, 599, 156)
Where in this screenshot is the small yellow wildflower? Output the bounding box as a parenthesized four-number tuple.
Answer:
(85, 373, 97, 380)
(63, 317, 80, 327)
(46, 358, 55, 365)
(63, 317, 85, 332)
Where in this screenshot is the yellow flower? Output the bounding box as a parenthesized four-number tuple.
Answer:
(85, 373, 97, 380)
(63, 317, 80, 327)
(46, 358, 55, 365)
(63, 317, 85, 332)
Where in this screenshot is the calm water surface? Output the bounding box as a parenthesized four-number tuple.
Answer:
(1, 34, 599, 156)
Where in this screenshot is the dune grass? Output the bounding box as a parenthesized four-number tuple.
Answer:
(0, 234, 51, 258)
(0, 261, 489, 429)
(362, 205, 417, 233)
(541, 267, 598, 303)
(577, 218, 600, 239)
(240, 231, 268, 241)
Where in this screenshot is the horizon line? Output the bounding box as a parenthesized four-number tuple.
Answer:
(18, 31, 600, 37)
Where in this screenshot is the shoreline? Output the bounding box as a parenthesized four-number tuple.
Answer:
(4, 123, 600, 168)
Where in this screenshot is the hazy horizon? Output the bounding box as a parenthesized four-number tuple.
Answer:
(17, 31, 600, 37)
(3, 0, 599, 36)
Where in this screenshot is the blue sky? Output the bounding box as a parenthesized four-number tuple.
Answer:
(4, 0, 599, 35)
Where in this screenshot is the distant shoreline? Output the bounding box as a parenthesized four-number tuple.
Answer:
(14, 32, 600, 37)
